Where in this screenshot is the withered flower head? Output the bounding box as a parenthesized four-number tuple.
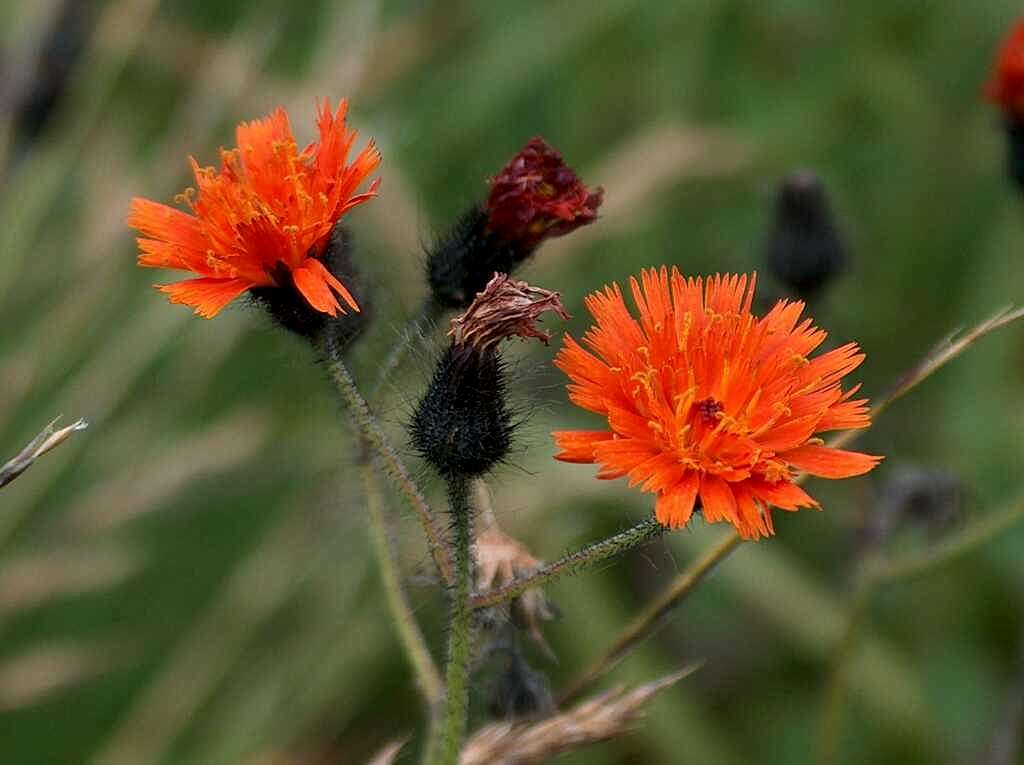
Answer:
(475, 523, 558, 659)
(554, 268, 882, 540)
(129, 100, 380, 320)
(426, 138, 602, 309)
(411, 275, 569, 479)
(450, 273, 571, 351)
(484, 137, 604, 251)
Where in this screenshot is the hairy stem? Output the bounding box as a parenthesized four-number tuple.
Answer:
(322, 345, 454, 584)
(425, 479, 475, 765)
(361, 463, 444, 705)
(470, 517, 665, 610)
(559, 530, 741, 705)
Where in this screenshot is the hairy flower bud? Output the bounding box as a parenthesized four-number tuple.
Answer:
(411, 275, 570, 479)
(765, 170, 847, 301)
(427, 138, 602, 309)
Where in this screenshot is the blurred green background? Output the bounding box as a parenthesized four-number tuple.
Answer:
(1, 1, 1023, 763)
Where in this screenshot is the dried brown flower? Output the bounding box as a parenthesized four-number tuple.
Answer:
(450, 274, 570, 352)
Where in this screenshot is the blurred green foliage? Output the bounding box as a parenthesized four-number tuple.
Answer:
(1, 1, 1023, 763)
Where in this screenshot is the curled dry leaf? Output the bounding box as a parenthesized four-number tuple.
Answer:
(460, 664, 700, 765)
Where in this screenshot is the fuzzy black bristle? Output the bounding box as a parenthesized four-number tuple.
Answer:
(250, 225, 370, 349)
(426, 206, 531, 310)
(410, 344, 514, 479)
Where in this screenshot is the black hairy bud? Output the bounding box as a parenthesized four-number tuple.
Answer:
(426, 206, 527, 310)
(410, 345, 514, 479)
(765, 170, 848, 302)
(250, 225, 370, 350)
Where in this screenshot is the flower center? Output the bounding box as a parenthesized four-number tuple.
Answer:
(695, 397, 724, 425)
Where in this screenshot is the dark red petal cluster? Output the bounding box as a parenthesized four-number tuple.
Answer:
(986, 20, 1024, 117)
(485, 137, 603, 250)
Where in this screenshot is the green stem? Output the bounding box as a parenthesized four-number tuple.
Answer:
(425, 479, 475, 765)
(559, 529, 742, 706)
(470, 517, 664, 610)
(322, 345, 454, 585)
(361, 463, 444, 705)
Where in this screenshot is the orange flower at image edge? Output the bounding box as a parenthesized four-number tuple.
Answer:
(129, 100, 380, 318)
(553, 269, 882, 539)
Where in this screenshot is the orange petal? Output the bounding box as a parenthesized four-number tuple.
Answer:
(748, 478, 819, 511)
(732, 482, 773, 539)
(756, 413, 821, 453)
(303, 257, 360, 313)
(552, 430, 612, 463)
(655, 472, 699, 529)
(592, 438, 659, 476)
(158, 277, 253, 318)
(699, 474, 740, 527)
(781, 445, 883, 479)
(291, 263, 340, 316)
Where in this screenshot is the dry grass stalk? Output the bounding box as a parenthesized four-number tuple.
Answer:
(0, 416, 87, 489)
(460, 665, 700, 765)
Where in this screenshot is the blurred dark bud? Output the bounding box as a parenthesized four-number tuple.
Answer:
(866, 466, 963, 546)
(411, 275, 569, 479)
(250, 225, 371, 351)
(426, 137, 603, 309)
(765, 170, 847, 302)
(488, 647, 555, 720)
(11, 1, 96, 144)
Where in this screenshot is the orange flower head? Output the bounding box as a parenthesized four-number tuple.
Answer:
(553, 268, 882, 539)
(129, 100, 381, 318)
(986, 20, 1024, 117)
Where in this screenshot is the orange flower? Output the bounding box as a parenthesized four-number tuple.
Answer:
(129, 100, 380, 318)
(553, 269, 881, 539)
(986, 20, 1024, 117)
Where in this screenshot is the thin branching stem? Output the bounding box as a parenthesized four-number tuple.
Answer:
(425, 478, 475, 765)
(558, 530, 740, 706)
(361, 463, 444, 705)
(470, 518, 664, 610)
(322, 344, 455, 585)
